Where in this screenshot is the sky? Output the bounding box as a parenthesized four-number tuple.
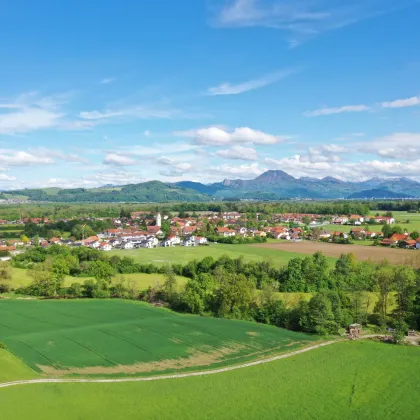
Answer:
(0, 0, 420, 190)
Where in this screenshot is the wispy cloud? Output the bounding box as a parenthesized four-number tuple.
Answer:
(207, 69, 296, 95)
(0, 92, 66, 135)
(100, 77, 115, 84)
(304, 104, 370, 117)
(79, 106, 178, 121)
(214, 0, 418, 46)
(381, 95, 420, 108)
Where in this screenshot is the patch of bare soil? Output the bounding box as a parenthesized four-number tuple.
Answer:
(37, 345, 245, 375)
(252, 242, 416, 264)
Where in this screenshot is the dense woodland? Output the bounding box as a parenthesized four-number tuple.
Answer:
(1, 200, 420, 221)
(2, 245, 420, 341)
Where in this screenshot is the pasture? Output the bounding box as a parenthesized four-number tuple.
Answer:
(1, 341, 419, 419)
(8, 268, 187, 291)
(0, 299, 316, 376)
(108, 243, 336, 267)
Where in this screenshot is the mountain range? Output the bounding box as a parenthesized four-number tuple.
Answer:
(1, 170, 419, 202)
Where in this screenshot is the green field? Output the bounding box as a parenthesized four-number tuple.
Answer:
(109, 243, 336, 267)
(8, 267, 187, 291)
(0, 300, 316, 376)
(0, 341, 419, 420)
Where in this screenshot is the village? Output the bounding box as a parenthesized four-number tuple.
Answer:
(1, 210, 420, 256)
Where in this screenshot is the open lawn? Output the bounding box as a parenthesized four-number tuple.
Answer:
(0, 299, 316, 376)
(0, 341, 419, 420)
(8, 268, 187, 291)
(109, 243, 336, 267)
(253, 241, 417, 264)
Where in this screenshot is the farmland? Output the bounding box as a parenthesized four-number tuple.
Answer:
(1, 341, 419, 420)
(0, 299, 316, 376)
(109, 243, 337, 266)
(253, 241, 417, 264)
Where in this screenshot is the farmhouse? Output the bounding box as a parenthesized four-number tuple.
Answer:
(216, 227, 236, 237)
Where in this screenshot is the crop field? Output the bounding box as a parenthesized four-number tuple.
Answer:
(7, 267, 187, 291)
(253, 241, 416, 264)
(0, 341, 419, 420)
(0, 300, 316, 376)
(109, 243, 336, 267)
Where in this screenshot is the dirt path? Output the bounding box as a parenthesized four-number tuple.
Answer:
(252, 242, 417, 264)
(0, 340, 337, 389)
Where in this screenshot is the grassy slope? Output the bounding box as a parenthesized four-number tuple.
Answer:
(0, 300, 316, 375)
(109, 243, 336, 266)
(0, 341, 419, 420)
(9, 267, 187, 290)
(0, 349, 37, 382)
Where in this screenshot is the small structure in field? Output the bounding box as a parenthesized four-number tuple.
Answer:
(347, 324, 362, 340)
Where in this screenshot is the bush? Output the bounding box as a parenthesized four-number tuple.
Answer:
(0, 283, 11, 293)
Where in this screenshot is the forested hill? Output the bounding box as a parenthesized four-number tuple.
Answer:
(2, 181, 209, 203)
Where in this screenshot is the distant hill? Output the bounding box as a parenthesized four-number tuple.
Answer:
(5, 181, 209, 203)
(347, 188, 413, 199)
(3, 170, 420, 202)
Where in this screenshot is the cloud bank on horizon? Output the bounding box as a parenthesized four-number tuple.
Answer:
(0, 0, 419, 189)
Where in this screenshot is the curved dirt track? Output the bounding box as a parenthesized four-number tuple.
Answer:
(252, 242, 417, 264)
(0, 340, 337, 389)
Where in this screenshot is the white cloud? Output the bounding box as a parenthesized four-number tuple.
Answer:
(0, 92, 78, 135)
(381, 95, 420, 109)
(210, 162, 266, 178)
(217, 145, 259, 161)
(207, 69, 295, 95)
(176, 126, 285, 145)
(103, 153, 137, 166)
(0, 150, 55, 166)
(357, 132, 420, 161)
(79, 106, 176, 121)
(304, 105, 370, 117)
(0, 174, 16, 181)
(158, 156, 194, 176)
(100, 78, 115, 84)
(214, 0, 417, 46)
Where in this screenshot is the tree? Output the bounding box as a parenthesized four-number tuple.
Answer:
(163, 268, 177, 300)
(303, 216, 311, 226)
(393, 266, 416, 324)
(374, 263, 394, 325)
(20, 234, 29, 245)
(216, 273, 255, 319)
(410, 231, 419, 240)
(89, 260, 115, 282)
(381, 224, 393, 238)
(0, 262, 12, 281)
(283, 258, 304, 292)
(161, 220, 171, 237)
(307, 293, 337, 334)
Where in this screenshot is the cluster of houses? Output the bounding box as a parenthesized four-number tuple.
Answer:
(332, 215, 395, 225)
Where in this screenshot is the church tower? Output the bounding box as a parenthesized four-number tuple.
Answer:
(156, 213, 162, 227)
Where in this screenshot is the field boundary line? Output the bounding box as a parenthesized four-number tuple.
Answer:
(0, 340, 338, 389)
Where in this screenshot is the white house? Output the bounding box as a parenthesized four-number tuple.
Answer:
(416, 239, 420, 250)
(162, 238, 174, 247)
(120, 241, 134, 250)
(89, 241, 101, 249)
(195, 236, 208, 245)
(182, 238, 195, 247)
(99, 242, 112, 251)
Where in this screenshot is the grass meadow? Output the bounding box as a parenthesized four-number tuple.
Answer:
(0, 341, 419, 420)
(108, 243, 337, 267)
(8, 267, 187, 291)
(0, 299, 316, 376)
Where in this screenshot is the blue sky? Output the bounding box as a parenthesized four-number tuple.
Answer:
(0, 0, 420, 189)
